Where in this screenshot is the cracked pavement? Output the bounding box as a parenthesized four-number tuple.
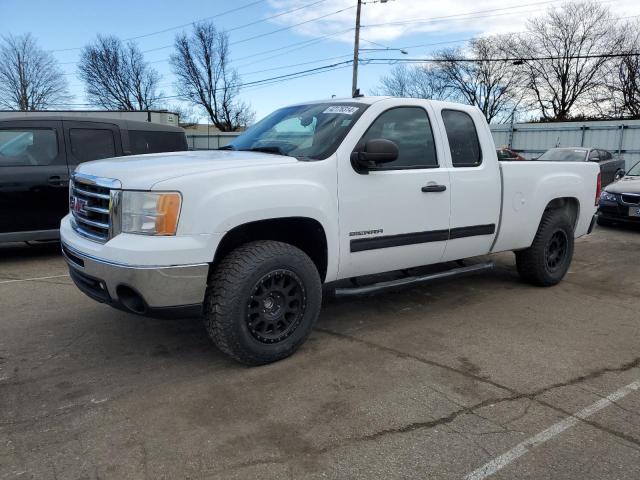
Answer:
(1, 224, 639, 479)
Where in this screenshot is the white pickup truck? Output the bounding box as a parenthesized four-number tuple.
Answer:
(61, 97, 600, 364)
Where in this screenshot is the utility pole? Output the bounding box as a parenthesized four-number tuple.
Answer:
(351, 0, 362, 97)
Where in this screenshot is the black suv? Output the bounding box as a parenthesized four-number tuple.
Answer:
(0, 116, 187, 243)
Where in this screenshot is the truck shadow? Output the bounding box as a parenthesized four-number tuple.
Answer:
(595, 222, 640, 233)
(0, 240, 61, 262)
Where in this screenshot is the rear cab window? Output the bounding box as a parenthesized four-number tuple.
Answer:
(441, 110, 482, 167)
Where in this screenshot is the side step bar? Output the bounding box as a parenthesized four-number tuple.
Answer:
(334, 261, 495, 297)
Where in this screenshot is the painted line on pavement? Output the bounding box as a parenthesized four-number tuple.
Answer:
(465, 380, 640, 480)
(0, 274, 70, 285)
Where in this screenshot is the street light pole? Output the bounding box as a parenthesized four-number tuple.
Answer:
(351, 0, 362, 97)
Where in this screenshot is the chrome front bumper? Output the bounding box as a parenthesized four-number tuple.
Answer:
(62, 242, 209, 318)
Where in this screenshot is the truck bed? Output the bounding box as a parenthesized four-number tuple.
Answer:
(492, 160, 600, 253)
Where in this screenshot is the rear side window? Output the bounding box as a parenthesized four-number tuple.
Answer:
(442, 110, 482, 167)
(0, 128, 58, 166)
(359, 107, 438, 169)
(129, 130, 187, 155)
(69, 128, 116, 163)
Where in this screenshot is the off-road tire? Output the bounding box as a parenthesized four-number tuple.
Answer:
(515, 209, 574, 287)
(204, 241, 322, 365)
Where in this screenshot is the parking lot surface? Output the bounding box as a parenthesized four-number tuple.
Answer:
(1, 225, 639, 479)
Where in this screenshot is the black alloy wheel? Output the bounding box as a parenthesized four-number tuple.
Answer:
(247, 269, 306, 344)
(544, 230, 568, 271)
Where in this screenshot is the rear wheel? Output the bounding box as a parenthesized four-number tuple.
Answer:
(515, 209, 574, 286)
(204, 240, 322, 365)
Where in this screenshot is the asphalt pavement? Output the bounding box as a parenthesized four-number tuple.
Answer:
(1, 224, 639, 479)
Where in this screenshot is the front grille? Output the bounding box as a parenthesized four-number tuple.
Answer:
(621, 193, 640, 205)
(70, 174, 121, 243)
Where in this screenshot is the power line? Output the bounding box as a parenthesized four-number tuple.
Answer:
(50, 0, 270, 52)
(139, 4, 355, 54)
(230, 4, 356, 46)
(368, 12, 640, 54)
(53, 0, 334, 59)
(362, 0, 568, 28)
(50, 60, 356, 106)
(235, 27, 352, 60)
(241, 54, 353, 76)
(49, 46, 640, 108)
(363, 52, 640, 64)
(226, 0, 330, 33)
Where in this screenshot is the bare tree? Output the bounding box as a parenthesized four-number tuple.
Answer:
(508, 1, 619, 121)
(434, 37, 524, 123)
(593, 22, 640, 119)
(615, 51, 640, 118)
(373, 37, 523, 123)
(0, 34, 69, 110)
(78, 35, 160, 110)
(171, 22, 253, 131)
(371, 64, 450, 100)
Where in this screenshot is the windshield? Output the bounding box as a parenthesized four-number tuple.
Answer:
(537, 148, 588, 162)
(627, 161, 640, 176)
(227, 103, 368, 160)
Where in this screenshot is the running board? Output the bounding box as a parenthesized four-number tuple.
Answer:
(333, 261, 495, 297)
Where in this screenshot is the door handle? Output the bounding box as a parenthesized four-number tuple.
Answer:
(48, 175, 63, 186)
(421, 184, 447, 193)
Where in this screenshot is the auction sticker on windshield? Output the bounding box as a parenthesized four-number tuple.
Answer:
(323, 106, 359, 115)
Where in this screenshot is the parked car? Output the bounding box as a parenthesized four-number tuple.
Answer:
(0, 116, 187, 243)
(496, 147, 525, 161)
(597, 160, 640, 226)
(61, 97, 599, 365)
(536, 147, 625, 186)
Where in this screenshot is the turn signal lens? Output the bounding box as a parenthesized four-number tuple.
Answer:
(155, 193, 181, 235)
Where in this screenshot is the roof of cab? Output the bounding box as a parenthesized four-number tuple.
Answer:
(285, 96, 482, 114)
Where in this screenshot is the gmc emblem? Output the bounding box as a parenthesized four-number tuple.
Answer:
(70, 196, 88, 215)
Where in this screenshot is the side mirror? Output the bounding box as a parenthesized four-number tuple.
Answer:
(615, 170, 626, 181)
(351, 139, 399, 171)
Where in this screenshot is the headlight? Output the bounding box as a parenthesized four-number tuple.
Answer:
(600, 191, 617, 202)
(120, 191, 182, 235)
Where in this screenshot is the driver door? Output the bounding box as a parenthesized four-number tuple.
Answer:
(336, 104, 451, 279)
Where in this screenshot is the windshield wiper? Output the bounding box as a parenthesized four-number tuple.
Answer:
(241, 146, 287, 156)
(217, 145, 235, 150)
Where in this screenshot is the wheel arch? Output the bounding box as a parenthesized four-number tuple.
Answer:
(212, 217, 329, 282)
(544, 197, 580, 231)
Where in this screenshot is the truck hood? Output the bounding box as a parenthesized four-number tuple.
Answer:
(74, 150, 299, 190)
(605, 176, 640, 194)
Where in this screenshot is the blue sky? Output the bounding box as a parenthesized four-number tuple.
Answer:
(2, 0, 640, 121)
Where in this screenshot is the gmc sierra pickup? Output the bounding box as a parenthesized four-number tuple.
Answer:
(60, 97, 600, 365)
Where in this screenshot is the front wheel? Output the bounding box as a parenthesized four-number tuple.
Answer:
(515, 209, 574, 286)
(204, 241, 322, 365)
